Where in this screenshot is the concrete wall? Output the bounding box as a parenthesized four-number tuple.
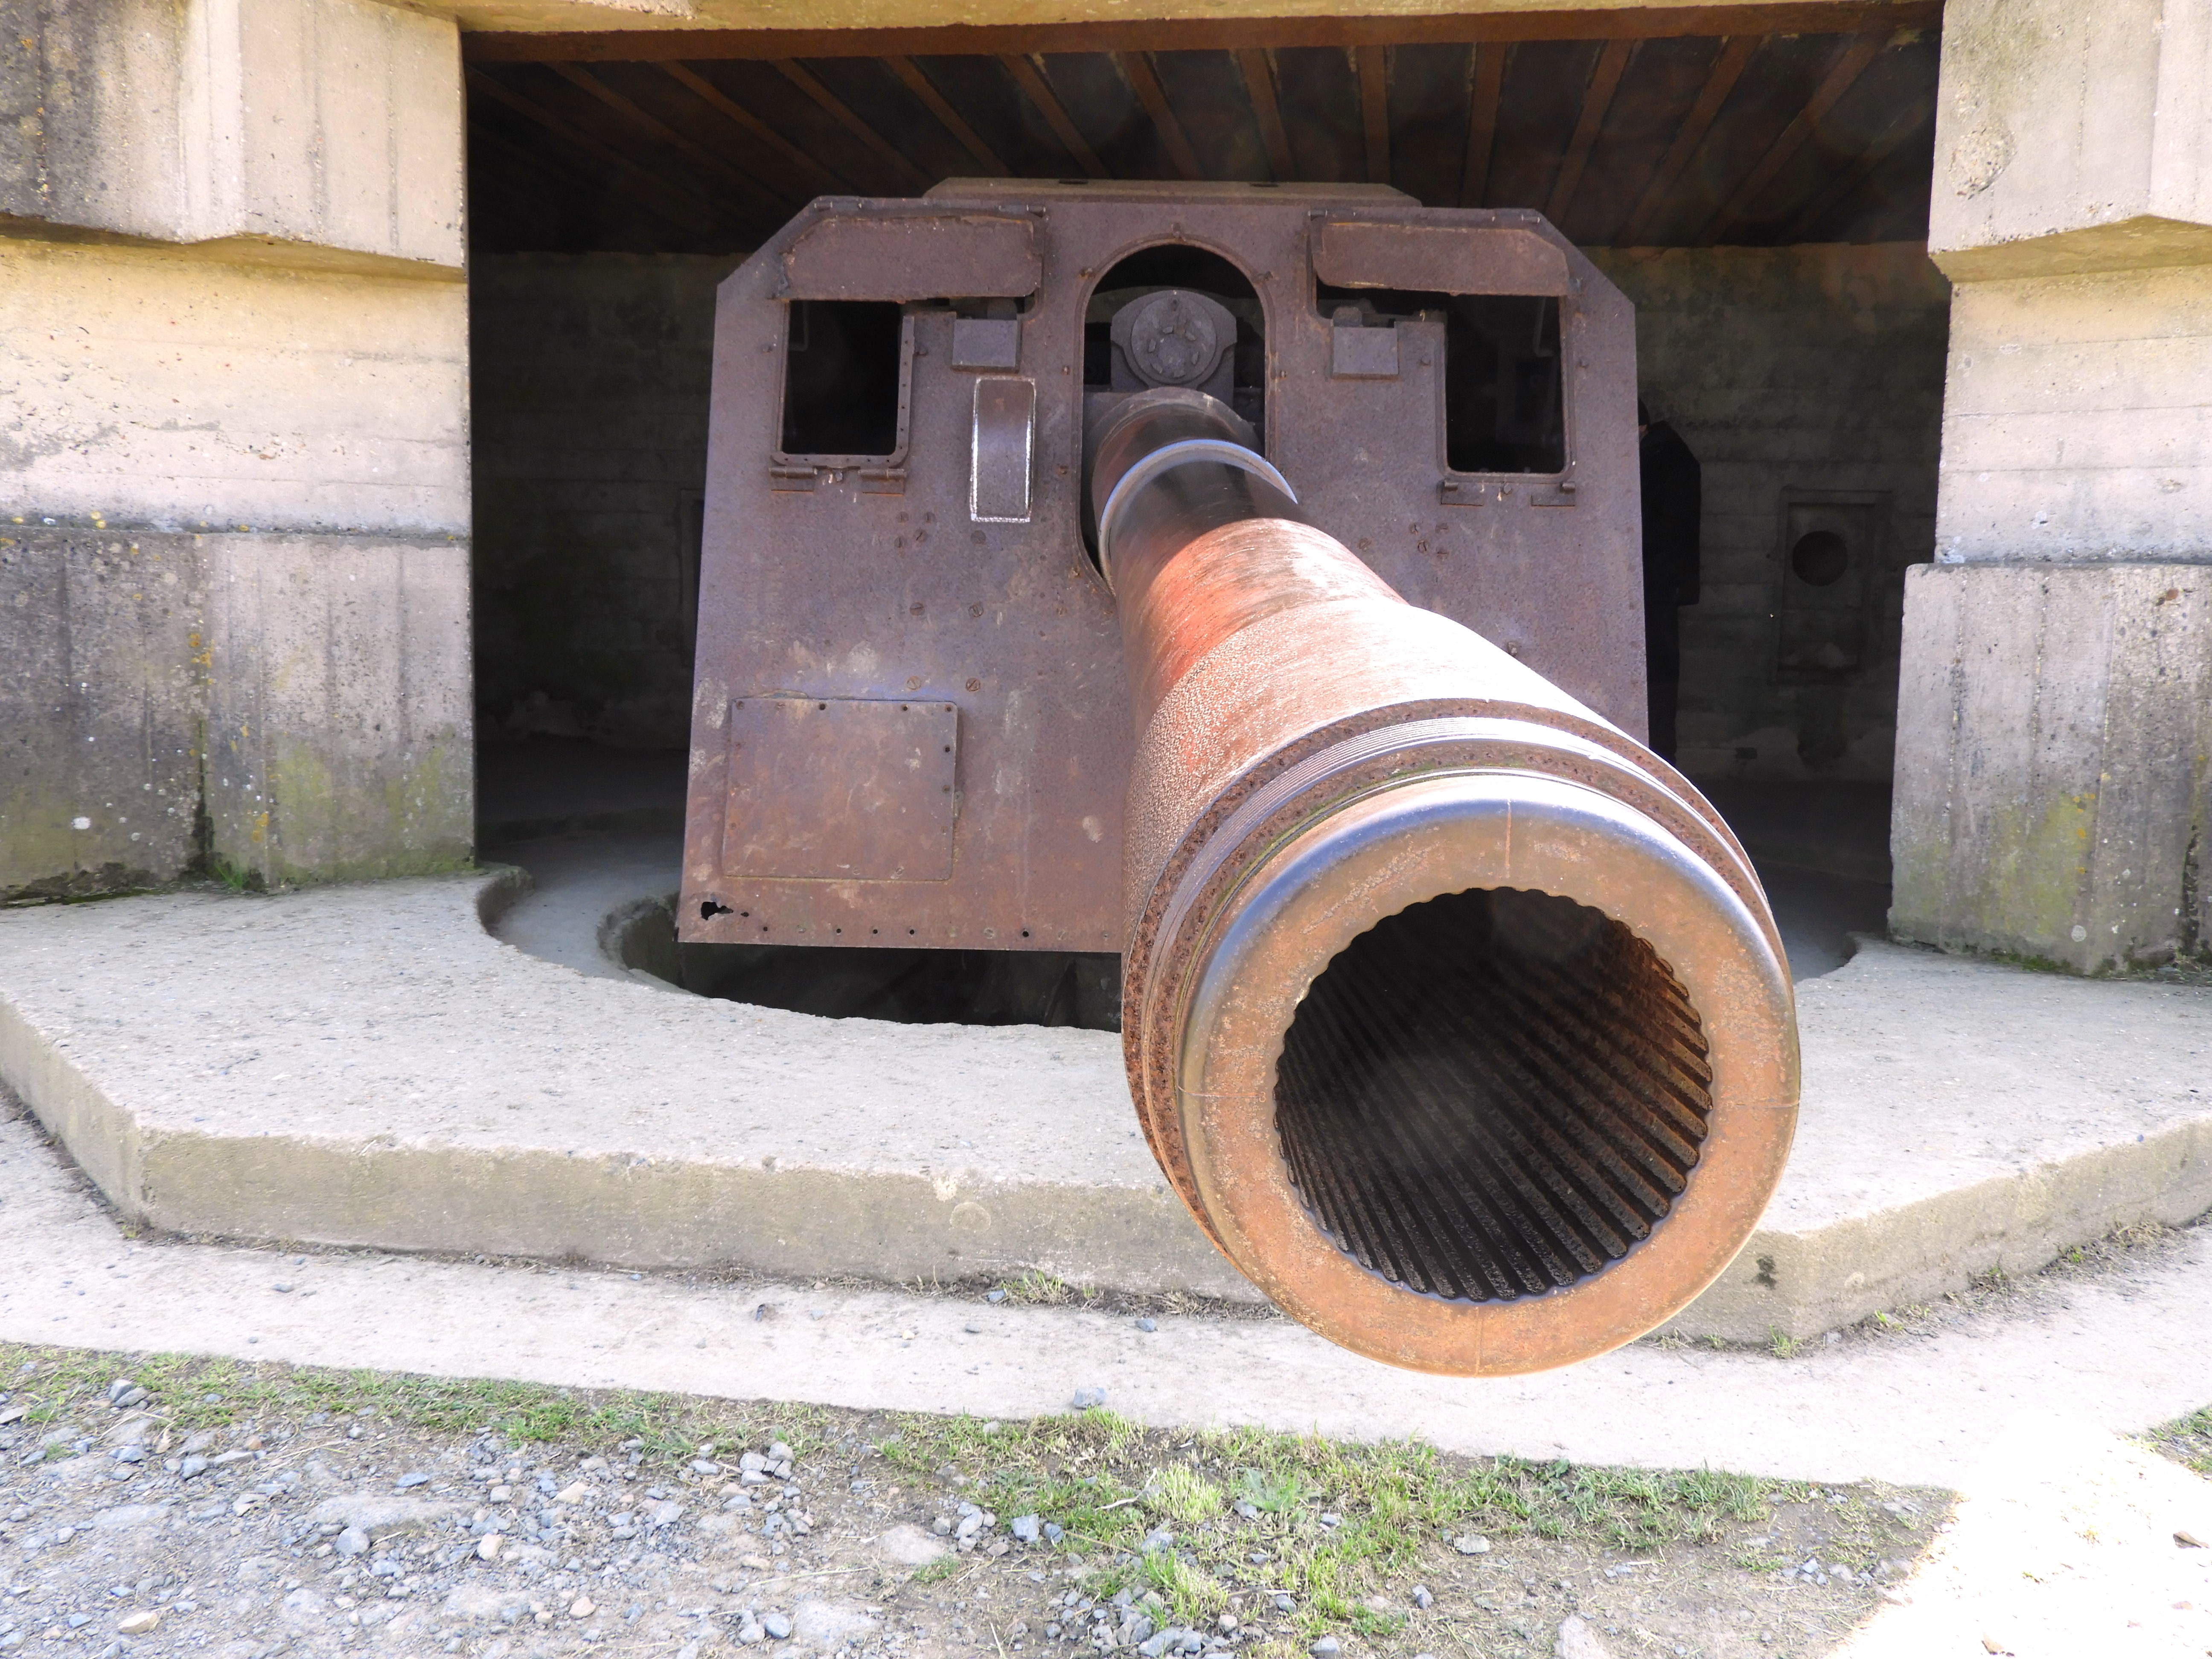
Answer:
(1, 239, 468, 533)
(2, 0, 463, 270)
(0, 0, 473, 901)
(0, 530, 471, 900)
(1929, 0, 2212, 279)
(0, 533, 204, 900)
(1892, 0, 2212, 972)
(471, 253, 736, 751)
(1589, 242, 1953, 783)
(203, 537, 471, 886)
(1935, 264, 2212, 562)
(1894, 561, 2210, 968)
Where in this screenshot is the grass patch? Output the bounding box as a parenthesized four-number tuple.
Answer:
(1143, 1548, 1231, 1624)
(0, 1343, 833, 1469)
(911, 1554, 966, 1584)
(1149, 1463, 1226, 1527)
(1239, 1466, 1313, 1515)
(2144, 1404, 2212, 1477)
(999, 1270, 1076, 1306)
(873, 1403, 1807, 1636)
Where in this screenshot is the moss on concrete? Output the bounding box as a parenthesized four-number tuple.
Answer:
(256, 733, 474, 888)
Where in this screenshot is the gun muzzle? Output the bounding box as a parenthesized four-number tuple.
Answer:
(1091, 388, 1799, 1377)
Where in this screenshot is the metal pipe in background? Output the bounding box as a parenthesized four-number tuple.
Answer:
(1089, 387, 1800, 1377)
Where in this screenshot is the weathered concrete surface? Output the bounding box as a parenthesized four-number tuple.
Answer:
(0, 239, 469, 534)
(1676, 934, 2212, 1340)
(203, 537, 473, 887)
(1893, 9, 2212, 972)
(1934, 264, 2212, 565)
(6, 1089, 2209, 1657)
(348, 0, 1882, 51)
(0, 870, 2206, 1341)
(1, 0, 463, 271)
(1930, 0, 2212, 281)
(1, 1, 474, 899)
(0, 530, 473, 899)
(1833, 1413, 2212, 1659)
(0, 870, 1249, 1301)
(0, 533, 204, 901)
(1892, 562, 2212, 972)
(3, 1091, 2212, 1504)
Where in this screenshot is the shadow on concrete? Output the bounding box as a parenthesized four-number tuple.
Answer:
(481, 741, 1898, 1013)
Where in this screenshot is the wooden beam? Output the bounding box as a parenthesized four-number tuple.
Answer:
(1614, 33, 1758, 244)
(1236, 48, 1295, 182)
(884, 55, 1010, 175)
(464, 4, 1947, 64)
(1697, 29, 1889, 243)
(1356, 45, 1390, 186)
(1781, 92, 1932, 241)
(660, 62, 853, 195)
(1545, 38, 1635, 225)
(548, 63, 797, 214)
(471, 119, 617, 210)
(466, 69, 746, 232)
(1458, 42, 1505, 207)
(770, 58, 930, 190)
(472, 118, 744, 246)
(1001, 53, 1109, 178)
(1115, 51, 1202, 179)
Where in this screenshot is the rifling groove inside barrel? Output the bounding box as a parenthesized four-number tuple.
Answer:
(1272, 887, 1713, 1303)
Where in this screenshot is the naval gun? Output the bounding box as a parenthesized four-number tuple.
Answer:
(681, 181, 1798, 1375)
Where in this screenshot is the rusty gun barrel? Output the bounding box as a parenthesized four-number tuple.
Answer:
(1090, 388, 1799, 1377)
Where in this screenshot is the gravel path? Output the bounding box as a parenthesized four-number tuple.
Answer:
(0, 1356, 1945, 1659)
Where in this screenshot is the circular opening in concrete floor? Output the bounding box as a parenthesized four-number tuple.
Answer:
(1272, 887, 1712, 1301)
(614, 902, 1121, 1030)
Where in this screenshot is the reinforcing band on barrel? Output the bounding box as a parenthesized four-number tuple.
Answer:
(1095, 438, 1298, 584)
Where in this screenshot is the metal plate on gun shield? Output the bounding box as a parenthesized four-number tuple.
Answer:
(722, 698, 958, 882)
(971, 377, 1036, 523)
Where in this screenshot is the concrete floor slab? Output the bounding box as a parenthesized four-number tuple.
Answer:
(0, 870, 1235, 1298)
(0, 1097, 2208, 1495)
(0, 858, 2207, 1342)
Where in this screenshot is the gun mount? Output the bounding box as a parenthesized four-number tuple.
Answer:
(682, 182, 1798, 1375)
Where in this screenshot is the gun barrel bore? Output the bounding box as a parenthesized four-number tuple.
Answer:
(1094, 389, 1799, 1377)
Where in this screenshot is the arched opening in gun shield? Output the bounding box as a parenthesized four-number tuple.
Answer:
(1084, 244, 1267, 437)
(1273, 887, 1712, 1303)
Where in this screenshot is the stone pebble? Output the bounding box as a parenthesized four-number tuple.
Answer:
(0, 1407, 859, 1652)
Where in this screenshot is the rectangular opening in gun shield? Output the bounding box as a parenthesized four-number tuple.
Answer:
(1311, 219, 1568, 476)
(722, 698, 958, 882)
(1445, 296, 1565, 475)
(1317, 284, 1567, 475)
(780, 302, 908, 459)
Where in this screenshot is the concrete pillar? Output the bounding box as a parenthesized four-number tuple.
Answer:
(0, 0, 470, 899)
(1892, 0, 2212, 971)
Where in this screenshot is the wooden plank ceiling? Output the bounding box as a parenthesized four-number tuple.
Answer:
(463, 6, 1940, 256)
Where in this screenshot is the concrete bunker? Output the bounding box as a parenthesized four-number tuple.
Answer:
(466, 21, 1950, 1027)
(454, 27, 1955, 1357)
(12, 0, 2208, 1373)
